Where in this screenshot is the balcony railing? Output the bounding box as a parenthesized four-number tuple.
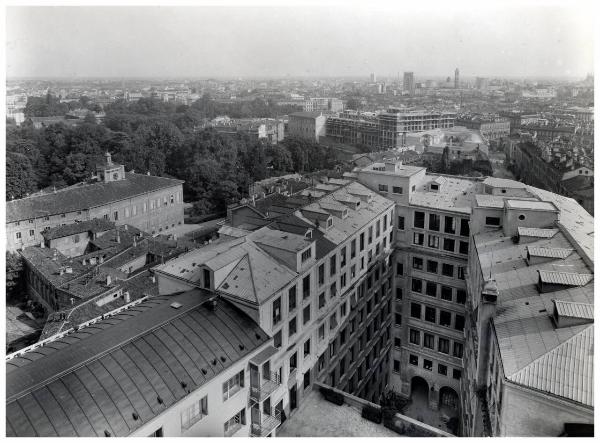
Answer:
(249, 371, 281, 403)
(250, 409, 282, 437)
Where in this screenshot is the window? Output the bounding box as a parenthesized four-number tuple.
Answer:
(428, 235, 439, 249)
(393, 359, 401, 372)
(396, 288, 403, 300)
(453, 369, 462, 380)
(360, 233, 365, 251)
(330, 282, 337, 298)
(330, 255, 337, 276)
(350, 264, 356, 279)
(423, 359, 433, 371)
(113, 211, 119, 220)
(441, 286, 453, 301)
(330, 312, 337, 330)
(394, 337, 402, 348)
(393, 186, 403, 194)
(409, 354, 418, 366)
(412, 257, 423, 270)
(443, 238, 455, 252)
(274, 330, 282, 348)
(444, 216, 456, 234)
(410, 303, 421, 319)
(290, 352, 298, 372)
(413, 233, 424, 245)
(73, 234, 80, 243)
(318, 263, 325, 286)
(224, 409, 245, 436)
(318, 354, 325, 372)
(424, 333, 434, 349)
(455, 315, 465, 331)
(273, 297, 282, 326)
(319, 323, 325, 341)
(439, 311, 452, 327)
(397, 262, 404, 275)
(304, 338, 311, 357)
(442, 263, 454, 277)
(289, 286, 297, 312)
(203, 269, 211, 289)
(303, 370, 311, 389)
(303, 304, 311, 325)
(411, 278, 422, 293)
(376, 220, 381, 238)
(340, 302, 347, 318)
(301, 247, 312, 262)
(429, 214, 440, 231)
(181, 396, 208, 429)
(150, 427, 164, 437)
(485, 216, 501, 226)
(460, 219, 470, 236)
(425, 281, 437, 297)
(368, 226, 373, 244)
(426, 260, 438, 274)
(15, 232, 21, 239)
(425, 307, 436, 323)
(459, 241, 469, 255)
(456, 290, 466, 304)
(409, 329, 420, 345)
(329, 341, 336, 358)
(438, 338, 450, 354)
(397, 216, 405, 230)
(453, 342, 464, 358)
(395, 313, 402, 326)
(303, 275, 311, 299)
(350, 239, 356, 258)
(414, 211, 425, 229)
(438, 364, 448, 376)
(289, 317, 297, 337)
(378, 184, 389, 192)
(29, 229, 35, 237)
(319, 292, 325, 309)
(458, 266, 465, 280)
(223, 370, 244, 401)
(340, 273, 347, 288)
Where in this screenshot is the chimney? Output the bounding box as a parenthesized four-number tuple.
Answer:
(116, 229, 121, 244)
(124, 224, 128, 231)
(124, 291, 131, 303)
(151, 275, 156, 284)
(106, 275, 112, 286)
(99, 255, 104, 264)
(40, 240, 45, 248)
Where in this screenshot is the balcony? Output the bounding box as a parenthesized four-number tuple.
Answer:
(250, 409, 282, 437)
(250, 371, 281, 403)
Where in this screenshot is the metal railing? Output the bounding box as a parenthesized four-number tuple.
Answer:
(250, 409, 282, 437)
(249, 370, 281, 403)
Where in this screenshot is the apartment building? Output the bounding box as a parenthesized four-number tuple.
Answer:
(287, 111, 327, 142)
(6, 152, 185, 252)
(352, 159, 594, 436)
(6, 290, 278, 437)
(303, 97, 344, 113)
(153, 180, 396, 429)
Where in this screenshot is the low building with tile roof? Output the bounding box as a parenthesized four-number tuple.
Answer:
(6, 152, 185, 252)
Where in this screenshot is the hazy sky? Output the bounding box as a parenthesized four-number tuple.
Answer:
(6, 4, 595, 79)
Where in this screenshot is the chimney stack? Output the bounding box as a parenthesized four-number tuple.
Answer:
(106, 275, 112, 286)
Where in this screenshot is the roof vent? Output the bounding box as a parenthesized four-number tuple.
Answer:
(132, 412, 139, 421)
(104, 430, 111, 437)
(157, 396, 164, 405)
(220, 356, 226, 363)
(212, 358, 217, 365)
(180, 381, 187, 389)
(552, 300, 593, 328)
(201, 368, 208, 375)
(255, 332, 261, 340)
(239, 344, 245, 351)
(170, 302, 182, 309)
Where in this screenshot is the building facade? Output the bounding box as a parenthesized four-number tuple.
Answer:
(287, 112, 327, 142)
(6, 153, 185, 252)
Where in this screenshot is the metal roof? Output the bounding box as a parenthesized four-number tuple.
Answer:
(6, 290, 270, 437)
(538, 270, 593, 287)
(249, 345, 279, 366)
(553, 300, 594, 320)
(508, 325, 593, 407)
(527, 247, 574, 260)
(518, 227, 559, 238)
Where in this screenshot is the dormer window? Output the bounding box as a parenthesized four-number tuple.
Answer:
(327, 218, 333, 228)
(305, 230, 313, 239)
(301, 247, 312, 263)
(430, 184, 439, 191)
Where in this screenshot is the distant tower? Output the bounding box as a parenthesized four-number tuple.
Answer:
(455, 68, 460, 89)
(370, 72, 376, 83)
(403, 72, 415, 96)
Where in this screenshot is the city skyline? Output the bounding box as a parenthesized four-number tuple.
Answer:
(6, 3, 595, 79)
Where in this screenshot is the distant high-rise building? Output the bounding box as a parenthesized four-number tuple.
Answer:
(454, 68, 460, 89)
(403, 72, 415, 96)
(370, 72, 376, 83)
(475, 77, 489, 90)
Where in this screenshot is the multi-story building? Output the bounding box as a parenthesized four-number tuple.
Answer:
(405, 126, 489, 157)
(352, 160, 594, 437)
(303, 97, 344, 113)
(6, 153, 185, 252)
(287, 112, 327, 142)
(6, 290, 280, 437)
(455, 115, 510, 141)
(326, 111, 380, 147)
(153, 179, 396, 425)
(403, 72, 415, 96)
(454, 68, 460, 89)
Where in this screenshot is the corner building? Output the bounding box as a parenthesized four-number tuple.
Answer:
(153, 180, 396, 432)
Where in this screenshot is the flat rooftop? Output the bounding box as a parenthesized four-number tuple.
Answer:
(277, 389, 398, 437)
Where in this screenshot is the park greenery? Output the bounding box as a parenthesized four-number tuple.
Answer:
(7, 94, 341, 215)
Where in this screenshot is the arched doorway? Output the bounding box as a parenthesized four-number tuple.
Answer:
(410, 376, 429, 408)
(439, 386, 459, 410)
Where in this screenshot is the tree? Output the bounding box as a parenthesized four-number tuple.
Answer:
(6, 152, 37, 200)
(6, 251, 25, 303)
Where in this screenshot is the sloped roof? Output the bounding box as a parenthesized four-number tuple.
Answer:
(508, 325, 593, 407)
(6, 291, 269, 437)
(538, 270, 593, 287)
(518, 227, 559, 238)
(527, 247, 574, 260)
(553, 300, 594, 320)
(43, 219, 115, 240)
(6, 173, 183, 223)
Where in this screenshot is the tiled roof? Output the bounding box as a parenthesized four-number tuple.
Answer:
(6, 173, 183, 223)
(538, 270, 593, 287)
(482, 177, 528, 189)
(6, 290, 270, 437)
(527, 247, 574, 260)
(553, 300, 594, 320)
(508, 325, 593, 407)
(517, 227, 559, 238)
(43, 219, 116, 240)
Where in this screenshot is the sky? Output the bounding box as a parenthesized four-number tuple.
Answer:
(5, 2, 596, 79)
